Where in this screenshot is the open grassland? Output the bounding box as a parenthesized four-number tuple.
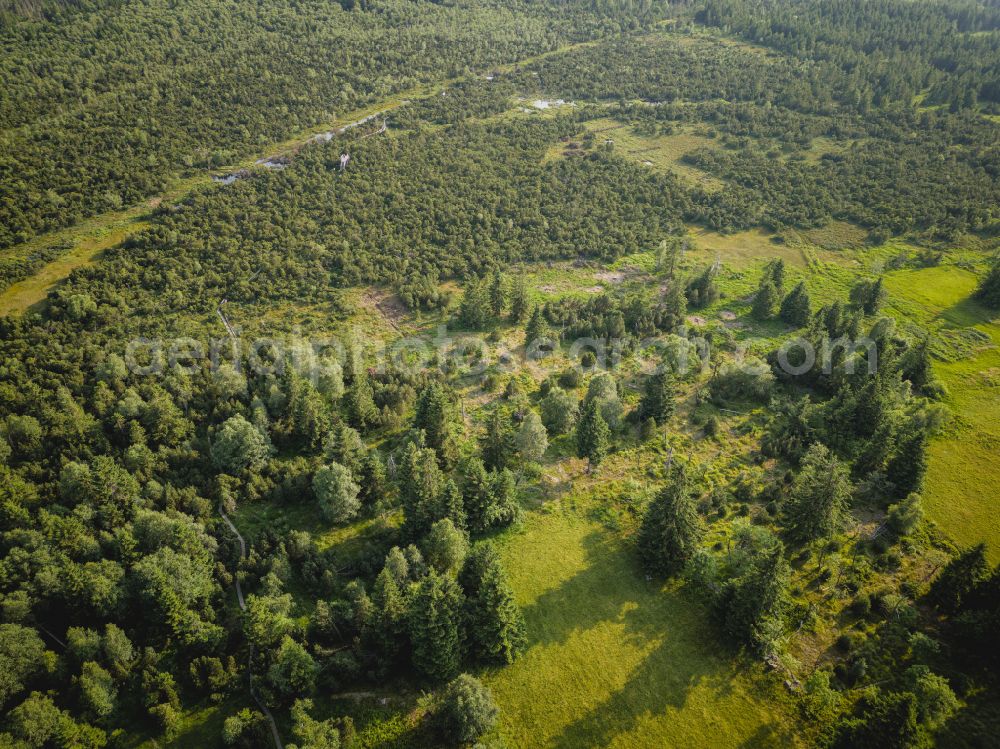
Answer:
(488, 506, 799, 748)
(882, 266, 1000, 562)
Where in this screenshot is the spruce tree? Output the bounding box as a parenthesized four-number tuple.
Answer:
(525, 306, 550, 348)
(480, 408, 515, 471)
(752, 279, 779, 320)
(784, 443, 851, 545)
(638, 369, 676, 425)
(488, 468, 519, 529)
(886, 430, 927, 497)
(576, 397, 610, 469)
(440, 479, 467, 531)
(637, 463, 703, 577)
(516, 410, 548, 464)
(370, 567, 406, 665)
(462, 457, 494, 535)
(409, 571, 463, 682)
(900, 337, 935, 396)
(400, 442, 444, 537)
(459, 543, 527, 664)
(414, 382, 450, 454)
(458, 278, 491, 329)
(685, 264, 719, 308)
(928, 543, 990, 614)
(765, 258, 786, 293)
(833, 691, 919, 749)
(359, 449, 387, 509)
(488, 269, 506, 319)
(718, 542, 789, 652)
(423, 518, 469, 574)
(779, 281, 811, 327)
(509, 275, 530, 322)
(345, 372, 378, 431)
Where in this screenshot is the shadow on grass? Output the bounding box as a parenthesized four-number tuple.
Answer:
(517, 529, 792, 748)
(939, 294, 995, 329)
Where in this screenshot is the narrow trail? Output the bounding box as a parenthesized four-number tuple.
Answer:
(220, 509, 284, 749)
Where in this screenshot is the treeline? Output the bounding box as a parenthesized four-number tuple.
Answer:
(697, 0, 1000, 113)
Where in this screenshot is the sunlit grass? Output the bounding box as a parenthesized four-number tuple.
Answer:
(486, 509, 801, 748)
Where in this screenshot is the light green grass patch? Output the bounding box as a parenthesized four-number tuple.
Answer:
(487, 509, 801, 748)
(883, 264, 1000, 561)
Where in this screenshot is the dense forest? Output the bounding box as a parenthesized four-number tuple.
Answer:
(1, 0, 1000, 747)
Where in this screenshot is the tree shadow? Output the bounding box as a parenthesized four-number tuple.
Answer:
(939, 295, 996, 329)
(518, 528, 650, 649)
(515, 527, 789, 748)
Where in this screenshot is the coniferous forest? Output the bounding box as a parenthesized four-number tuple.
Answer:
(1, 0, 1000, 747)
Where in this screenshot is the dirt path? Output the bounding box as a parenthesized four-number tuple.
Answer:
(220, 509, 284, 749)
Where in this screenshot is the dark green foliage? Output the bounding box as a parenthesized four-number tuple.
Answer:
(409, 571, 464, 682)
(716, 540, 789, 652)
(400, 442, 446, 538)
(638, 369, 677, 425)
(779, 281, 811, 327)
(976, 256, 1000, 309)
(525, 305, 550, 347)
(752, 279, 779, 320)
(885, 430, 927, 498)
(0, 2, 998, 737)
(359, 449, 388, 509)
(434, 673, 499, 745)
(899, 337, 938, 397)
(0, 0, 632, 249)
(415, 382, 451, 455)
(480, 408, 516, 471)
(761, 396, 816, 461)
(637, 464, 703, 578)
(458, 277, 493, 330)
(461, 459, 519, 535)
(850, 277, 888, 315)
(833, 690, 919, 749)
(290, 698, 342, 749)
(509, 275, 530, 322)
(764, 259, 785, 293)
(575, 397, 610, 468)
(459, 543, 527, 665)
(685, 264, 720, 308)
(0, 624, 47, 710)
(423, 519, 469, 575)
(928, 544, 990, 615)
(784, 443, 851, 545)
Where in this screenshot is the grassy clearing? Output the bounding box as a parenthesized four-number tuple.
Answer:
(487, 508, 800, 748)
(882, 265, 1000, 561)
(543, 116, 728, 192)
